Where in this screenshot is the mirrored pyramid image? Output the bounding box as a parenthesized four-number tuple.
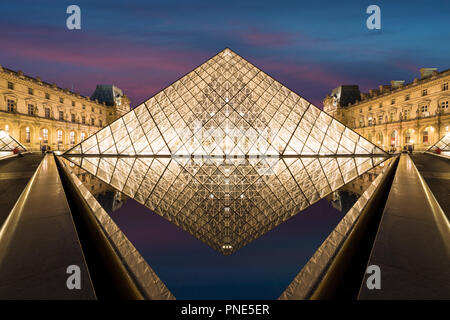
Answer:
(0, 130, 26, 152)
(63, 48, 389, 254)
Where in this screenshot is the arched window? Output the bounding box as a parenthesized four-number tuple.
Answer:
(80, 132, 86, 141)
(26, 127, 30, 143)
(423, 130, 428, 143)
(390, 131, 398, 147)
(376, 132, 383, 145)
(70, 131, 75, 145)
(405, 131, 411, 144)
(57, 130, 63, 143)
(43, 128, 48, 143)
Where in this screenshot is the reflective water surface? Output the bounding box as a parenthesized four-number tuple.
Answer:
(64, 159, 383, 299)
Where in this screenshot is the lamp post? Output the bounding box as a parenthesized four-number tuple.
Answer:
(39, 137, 42, 152)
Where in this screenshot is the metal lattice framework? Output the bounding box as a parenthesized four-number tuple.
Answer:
(0, 130, 26, 152)
(427, 132, 450, 152)
(63, 48, 389, 254)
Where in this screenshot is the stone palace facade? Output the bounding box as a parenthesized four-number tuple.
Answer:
(324, 68, 450, 152)
(0, 64, 130, 151)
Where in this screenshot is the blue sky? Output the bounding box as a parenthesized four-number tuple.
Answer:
(1, 0, 449, 107)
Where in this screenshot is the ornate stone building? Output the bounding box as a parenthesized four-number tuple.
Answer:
(0, 64, 130, 151)
(324, 68, 450, 152)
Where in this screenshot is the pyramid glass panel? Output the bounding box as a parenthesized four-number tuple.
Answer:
(63, 48, 389, 254)
(0, 130, 26, 152)
(427, 132, 450, 153)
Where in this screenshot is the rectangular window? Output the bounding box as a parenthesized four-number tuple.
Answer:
(423, 132, 428, 143)
(28, 87, 34, 95)
(82, 105, 86, 110)
(100, 109, 102, 114)
(405, 94, 410, 101)
(71, 114, 76, 123)
(45, 108, 50, 118)
(441, 100, 449, 111)
(421, 105, 428, 113)
(82, 116, 86, 124)
(443, 83, 448, 91)
(99, 119, 103, 127)
(60, 97, 64, 103)
(59, 111, 64, 121)
(379, 103, 383, 108)
(359, 119, 364, 127)
(391, 99, 395, 105)
(368, 106, 372, 111)
(7, 82, 14, 90)
(45, 93, 50, 99)
(28, 104, 34, 115)
(91, 107, 94, 112)
(368, 117, 373, 126)
(378, 114, 383, 123)
(404, 110, 410, 120)
(91, 118, 95, 126)
(422, 89, 427, 96)
(7, 99, 15, 112)
(72, 101, 75, 107)
(390, 112, 395, 122)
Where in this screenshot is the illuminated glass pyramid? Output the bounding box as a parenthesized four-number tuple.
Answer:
(0, 130, 26, 152)
(428, 132, 450, 153)
(64, 48, 388, 254)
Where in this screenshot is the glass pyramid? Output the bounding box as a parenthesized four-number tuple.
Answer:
(63, 48, 389, 254)
(428, 132, 450, 152)
(0, 130, 26, 152)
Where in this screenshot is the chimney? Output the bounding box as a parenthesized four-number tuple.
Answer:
(420, 68, 438, 79)
(390, 80, 405, 89)
(378, 85, 391, 93)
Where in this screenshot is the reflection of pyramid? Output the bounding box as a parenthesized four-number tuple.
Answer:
(428, 133, 450, 152)
(0, 130, 26, 152)
(64, 48, 389, 254)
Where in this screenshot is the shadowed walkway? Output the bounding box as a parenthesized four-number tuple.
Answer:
(359, 154, 450, 299)
(0, 153, 43, 227)
(410, 153, 450, 218)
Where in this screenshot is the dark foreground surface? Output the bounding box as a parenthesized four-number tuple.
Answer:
(410, 153, 450, 217)
(0, 153, 43, 227)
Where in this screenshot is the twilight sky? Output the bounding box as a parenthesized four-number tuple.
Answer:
(1, 0, 449, 108)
